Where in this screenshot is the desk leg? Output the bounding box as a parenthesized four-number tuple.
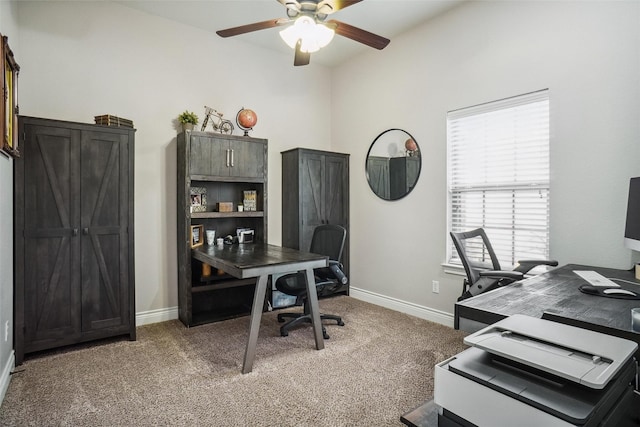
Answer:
(304, 268, 325, 350)
(242, 274, 269, 374)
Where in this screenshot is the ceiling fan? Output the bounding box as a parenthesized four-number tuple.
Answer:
(216, 0, 390, 66)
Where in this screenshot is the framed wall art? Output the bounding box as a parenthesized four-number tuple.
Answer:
(0, 35, 19, 158)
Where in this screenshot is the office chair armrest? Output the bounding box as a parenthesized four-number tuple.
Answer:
(478, 270, 524, 281)
(514, 259, 559, 274)
(315, 261, 348, 285)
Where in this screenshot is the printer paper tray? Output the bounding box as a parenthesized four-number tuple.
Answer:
(436, 347, 636, 426)
(463, 315, 638, 388)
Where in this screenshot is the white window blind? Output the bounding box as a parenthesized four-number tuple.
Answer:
(447, 90, 550, 268)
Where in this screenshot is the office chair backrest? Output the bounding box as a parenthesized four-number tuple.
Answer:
(310, 224, 346, 262)
(450, 228, 501, 286)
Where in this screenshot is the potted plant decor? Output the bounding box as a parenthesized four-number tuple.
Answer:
(178, 110, 199, 131)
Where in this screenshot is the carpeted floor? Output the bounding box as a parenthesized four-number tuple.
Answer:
(0, 296, 467, 426)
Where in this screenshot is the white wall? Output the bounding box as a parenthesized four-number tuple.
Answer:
(9, 0, 640, 340)
(16, 1, 334, 316)
(332, 1, 640, 315)
(0, 0, 18, 404)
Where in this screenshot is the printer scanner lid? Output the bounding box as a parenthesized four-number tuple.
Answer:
(464, 314, 638, 389)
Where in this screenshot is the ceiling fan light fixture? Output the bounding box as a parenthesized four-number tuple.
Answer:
(279, 16, 335, 53)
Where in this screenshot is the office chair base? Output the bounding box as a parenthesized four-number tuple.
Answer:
(277, 312, 344, 340)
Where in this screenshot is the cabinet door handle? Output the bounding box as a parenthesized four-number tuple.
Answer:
(83, 228, 89, 235)
(226, 149, 230, 167)
(230, 149, 234, 167)
(72, 228, 79, 236)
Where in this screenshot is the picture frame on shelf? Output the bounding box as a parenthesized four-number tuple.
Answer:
(0, 35, 19, 158)
(190, 186, 207, 213)
(190, 224, 204, 248)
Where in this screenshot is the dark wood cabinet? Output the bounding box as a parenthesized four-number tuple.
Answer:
(177, 131, 268, 326)
(281, 148, 350, 290)
(189, 134, 265, 179)
(367, 156, 420, 200)
(14, 116, 135, 364)
(367, 156, 390, 200)
(389, 156, 420, 200)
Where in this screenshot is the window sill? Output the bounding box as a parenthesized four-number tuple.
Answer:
(442, 263, 465, 277)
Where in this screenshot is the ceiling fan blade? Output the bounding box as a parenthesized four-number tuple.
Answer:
(216, 18, 290, 38)
(327, 19, 390, 50)
(318, 0, 363, 14)
(294, 40, 311, 66)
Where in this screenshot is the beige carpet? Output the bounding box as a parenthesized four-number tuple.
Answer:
(0, 296, 467, 426)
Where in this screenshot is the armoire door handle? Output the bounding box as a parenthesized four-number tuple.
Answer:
(230, 149, 234, 167)
(72, 228, 79, 236)
(83, 228, 89, 235)
(226, 149, 230, 167)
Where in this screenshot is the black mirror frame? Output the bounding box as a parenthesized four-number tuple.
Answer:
(365, 128, 421, 201)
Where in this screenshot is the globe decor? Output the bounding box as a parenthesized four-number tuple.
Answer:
(236, 107, 258, 136)
(405, 138, 419, 157)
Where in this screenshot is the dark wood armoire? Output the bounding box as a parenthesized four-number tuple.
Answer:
(14, 116, 136, 364)
(281, 148, 350, 293)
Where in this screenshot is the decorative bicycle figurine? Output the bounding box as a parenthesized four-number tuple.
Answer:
(201, 106, 234, 134)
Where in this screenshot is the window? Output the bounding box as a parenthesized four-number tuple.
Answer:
(447, 90, 550, 268)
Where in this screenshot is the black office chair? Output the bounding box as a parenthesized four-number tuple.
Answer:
(450, 228, 558, 301)
(275, 224, 348, 339)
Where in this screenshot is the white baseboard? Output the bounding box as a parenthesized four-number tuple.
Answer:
(136, 306, 179, 326)
(0, 350, 14, 406)
(133, 291, 455, 330)
(349, 287, 455, 328)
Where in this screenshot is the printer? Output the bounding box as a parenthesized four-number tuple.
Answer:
(434, 315, 638, 427)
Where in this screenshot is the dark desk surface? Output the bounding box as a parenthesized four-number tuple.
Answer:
(455, 264, 640, 357)
(192, 243, 328, 278)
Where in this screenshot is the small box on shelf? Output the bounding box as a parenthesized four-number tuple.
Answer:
(217, 202, 233, 212)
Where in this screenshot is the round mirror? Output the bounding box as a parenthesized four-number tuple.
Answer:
(365, 129, 421, 200)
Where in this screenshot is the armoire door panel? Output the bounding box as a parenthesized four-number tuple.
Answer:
(24, 235, 80, 345)
(366, 157, 389, 200)
(22, 125, 82, 347)
(82, 233, 125, 331)
(80, 131, 129, 332)
(324, 156, 348, 226)
(301, 154, 324, 247)
(24, 126, 79, 231)
(81, 136, 120, 227)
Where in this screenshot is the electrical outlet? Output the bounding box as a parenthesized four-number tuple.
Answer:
(432, 280, 440, 294)
(4, 321, 8, 342)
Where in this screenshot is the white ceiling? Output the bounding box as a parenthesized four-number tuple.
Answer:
(117, 0, 466, 67)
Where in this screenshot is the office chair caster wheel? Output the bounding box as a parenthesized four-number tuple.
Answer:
(322, 327, 330, 340)
(280, 330, 289, 337)
(277, 315, 285, 323)
(337, 320, 345, 326)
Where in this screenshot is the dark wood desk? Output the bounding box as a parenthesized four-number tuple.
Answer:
(455, 264, 640, 358)
(192, 243, 328, 373)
